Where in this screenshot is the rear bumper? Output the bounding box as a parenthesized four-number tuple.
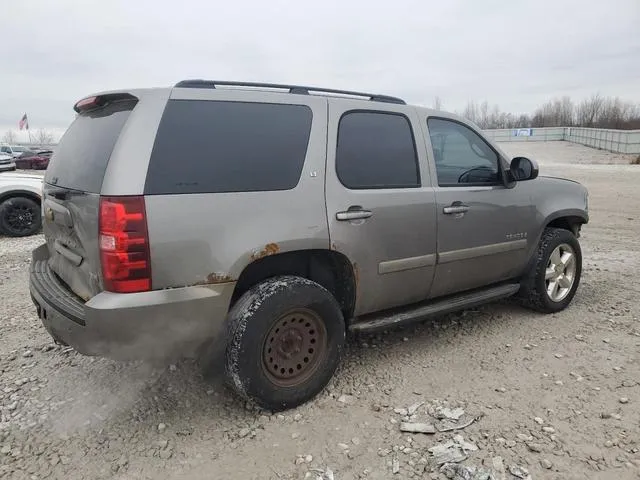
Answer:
(29, 244, 235, 360)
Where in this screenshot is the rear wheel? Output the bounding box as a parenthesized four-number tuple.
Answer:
(224, 275, 345, 411)
(0, 197, 42, 237)
(519, 228, 582, 313)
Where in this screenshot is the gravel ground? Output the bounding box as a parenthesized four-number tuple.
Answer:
(1, 141, 639, 480)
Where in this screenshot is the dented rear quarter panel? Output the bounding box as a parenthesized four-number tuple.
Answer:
(144, 91, 330, 289)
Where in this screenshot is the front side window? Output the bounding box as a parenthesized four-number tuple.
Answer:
(336, 111, 420, 189)
(427, 118, 500, 186)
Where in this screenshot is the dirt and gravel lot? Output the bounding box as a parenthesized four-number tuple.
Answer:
(1, 141, 639, 480)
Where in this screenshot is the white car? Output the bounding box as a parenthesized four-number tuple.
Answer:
(0, 171, 43, 236)
(0, 144, 30, 158)
(0, 153, 16, 172)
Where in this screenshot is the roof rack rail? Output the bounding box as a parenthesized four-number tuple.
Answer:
(174, 79, 406, 105)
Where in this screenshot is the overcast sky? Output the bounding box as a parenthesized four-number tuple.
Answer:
(1, 0, 639, 141)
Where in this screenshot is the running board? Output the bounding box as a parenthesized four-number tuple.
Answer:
(349, 283, 520, 333)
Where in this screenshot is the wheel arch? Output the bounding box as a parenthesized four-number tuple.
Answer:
(231, 249, 357, 321)
(544, 210, 588, 237)
(0, 190, 42, 206)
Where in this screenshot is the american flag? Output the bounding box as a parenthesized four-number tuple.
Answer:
(18, 113, 29, 130)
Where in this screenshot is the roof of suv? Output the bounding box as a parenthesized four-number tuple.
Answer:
(165, 80, 472, 125)
(173, 79, 407, 105)
(82, 80, 462, 120)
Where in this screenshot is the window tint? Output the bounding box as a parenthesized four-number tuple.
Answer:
(336, 111, 419, 189)
(0, 147, 9, 153)
(145, 100, 312, 194)
(427, 118, 500, 186)
(45, 100, 136, 193)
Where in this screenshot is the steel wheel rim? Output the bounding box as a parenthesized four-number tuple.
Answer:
(545, 243, 577, 302)
(262, 308, 327, 388)
(5, 205, 36, 234)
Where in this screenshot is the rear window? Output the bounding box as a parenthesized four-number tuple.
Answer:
(45, 100, 135, 193)
(144, 100, 313, 194)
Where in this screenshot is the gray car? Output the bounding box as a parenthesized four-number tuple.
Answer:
(29, 80, 588, 410)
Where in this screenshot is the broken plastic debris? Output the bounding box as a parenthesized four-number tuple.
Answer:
(392, 456, 400, 474)
(435, 406, 465, 420)
(437, 414, 484, 433)
(428, 435, 478, 465)
(399, 422, 436, 434)
(407, 401, 425, 415)
(440, 463, 494, 480)
(306, 467, 335, 480)
(453, 434, 478, 453)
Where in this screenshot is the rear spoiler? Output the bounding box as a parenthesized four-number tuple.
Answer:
(73, 93, 138, 113)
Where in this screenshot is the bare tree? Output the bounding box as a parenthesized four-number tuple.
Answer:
(461, 94, 638, 130)
(478, 101, 490, 129)
(462, 100, 479, 125)
(576, 93, 604, 127)
(558, 96, 575, 126)
(2, 130, 17, 144)
(433, 96, 443, 111)
(530, 97, 573, 127)
(515, 114, 532, 128)
(34, 129, 54, 146)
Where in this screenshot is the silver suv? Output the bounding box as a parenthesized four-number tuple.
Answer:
(29, 80, 589, 411)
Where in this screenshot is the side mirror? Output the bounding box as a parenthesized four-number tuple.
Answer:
(509, 156, 539, 181)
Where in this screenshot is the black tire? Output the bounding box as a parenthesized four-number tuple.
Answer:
(519, 227, 582, 313)
(224, 275, 345, 411)
(0, 197, 42, 237)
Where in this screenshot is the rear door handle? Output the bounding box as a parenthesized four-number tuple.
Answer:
(336, 208, 373, 221)
(443, 204, 469, 214)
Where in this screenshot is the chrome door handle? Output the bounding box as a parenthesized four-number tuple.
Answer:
(336, 209, 373, 221)
(443, 205, 469, 214)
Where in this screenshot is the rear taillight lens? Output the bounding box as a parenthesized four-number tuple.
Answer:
(74, 96, 101, 112)
(99, 196, 151, 293)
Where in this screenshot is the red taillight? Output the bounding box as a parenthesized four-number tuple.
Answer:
(74, 96, 101, 112)
(99, 196, 151, 293)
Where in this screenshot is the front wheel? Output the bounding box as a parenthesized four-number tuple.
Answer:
(224, 276, 345, 411)
(519, 227, 582, 313)
(0, 197, 42, 237)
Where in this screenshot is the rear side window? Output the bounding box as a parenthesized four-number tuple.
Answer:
(45, 100, 136, 193)
(336, 111, 420, 189)
(144, 100, 313, 194)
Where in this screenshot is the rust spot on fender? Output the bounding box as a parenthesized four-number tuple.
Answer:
(251, 243, 280, 261)
(194, 272, 234, 285)
(331, 242, 338, 251)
